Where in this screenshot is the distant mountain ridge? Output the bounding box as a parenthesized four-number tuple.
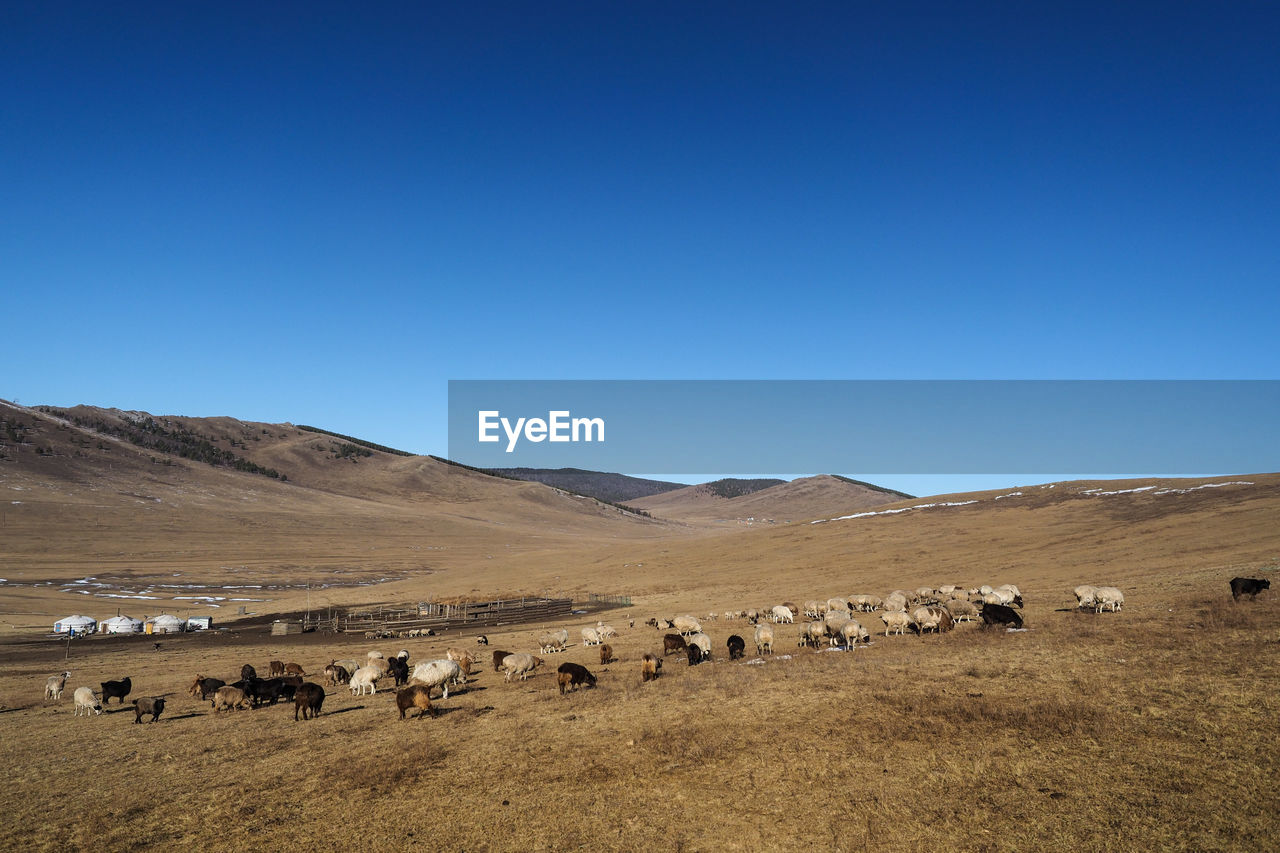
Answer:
(482, 467, 687, 504)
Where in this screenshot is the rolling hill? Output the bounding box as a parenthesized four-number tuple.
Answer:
(630, 473, 911, 524)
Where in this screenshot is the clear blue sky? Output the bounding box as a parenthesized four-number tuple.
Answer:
(4, 3, 1277, 496)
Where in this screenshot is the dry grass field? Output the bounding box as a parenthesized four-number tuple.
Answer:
(1, 571, 1276, 852)
(2, 402, 1279, 850)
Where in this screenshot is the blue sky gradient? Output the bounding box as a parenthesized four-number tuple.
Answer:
(4, 3, 1278, 495)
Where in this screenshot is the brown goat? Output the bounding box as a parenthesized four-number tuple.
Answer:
(491, 649, 513, 673)
(396, 685, 437, 719)
(599, 644, 614, 665)
(641, 653, 662, 682)
(267, 660, 285, 678)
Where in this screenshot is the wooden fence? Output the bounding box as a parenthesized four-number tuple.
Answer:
(335, 596, 574, 635)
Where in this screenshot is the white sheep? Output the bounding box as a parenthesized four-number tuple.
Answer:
(367, 650, 385, 660)
(410, 659, 466, 698)
(1094, 587, 1125, 613)
(596, 622, 618, 639)
(771, 605, 794, 624)
(45, 671, 71, 701)
(801, 621, 828, 649)
(673, 615, 703, 636)
(826, 596, 850, 614)
(581, 627, 602, 646)
(73, 686, 102, 717)
(687, 632, 712, 660)
(943, 598, 979, 623)
(911, 606, 942, 634)
(1073, 585, 1098, 609)
(538, 632, 564, 653)
(803, 600, 823, 619)
(754, 623, 775, 655)
(883, 593, 908, 613)
(880, 611, 911, 636)
(501, 653, 544, 682)
(837, 619, 868, 647)
(349, 666, 382, 696)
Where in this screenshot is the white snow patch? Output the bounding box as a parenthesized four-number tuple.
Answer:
(814, 500, 979, 524)
(1080, 486, 1156, 496)
(994, 492, 1023, 500)
(1152, 481, 1254, 495)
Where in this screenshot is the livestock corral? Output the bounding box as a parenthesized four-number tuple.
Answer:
(1, 566, 1277, 851)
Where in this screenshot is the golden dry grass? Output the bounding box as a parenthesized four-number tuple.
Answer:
(2, 579, 1276, 852)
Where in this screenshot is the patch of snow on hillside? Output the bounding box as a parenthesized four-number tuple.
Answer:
(1080, 486, 1156, 496)
(994, 492, 1023, 500)
(1153, 481, 1254, 495)
(813, 500, 978, 524)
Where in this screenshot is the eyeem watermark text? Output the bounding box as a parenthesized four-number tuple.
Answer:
(478, 410, 605, 453)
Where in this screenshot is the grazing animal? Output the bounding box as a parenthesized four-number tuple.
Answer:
(1094, 587, 1125, 613)
(556, 662, 597, 694)
(189, 675, 225, 700)
(131, 697, 165, 723)
(641, 653, 662, 682)
(492, 649, 514, 673)
(599, 643, 614, 665)
(539, 630, 569, 653)
(881, 611, 911, 636)
(267, 660, 285, 677)
(980, 602, 1025, 629)
(754, 623, 775, 655)
(73, 687, 102, 717)
(686, 644, 703, 666)
(212, 686, 249, 712)
(1073, 585, 1098, 610)
(294, 683, 325, 721)
(396, 685, 437, 719)
(476, 634, 489, 645)
(673, 615, 702, 636)
(284, 663, 306, 677)
(726, 635, 746, 660)
(911, 606, 942, 635)
(45, 671, 71, 701)
(101, 677, 132, 705)
(446, 648, 475, 676)
(1230, 577, 1270, 601)
(501, 653, 544, 682)
(240, 664, 257, 681)
(943, 598, 979, 623)
(410, 659, 466, 698)
(386, 656, 410, 687)
(687, 632, 712, 661)
(801, 621, 828, 649)
(662, 634, 688, 656)
(244, 677, 288, 707)
(596, 622, 618, 639)
(349, 666, 382, 696)
(581, 626, 602, 646)
(771, 605, 794, 624)
(323, 662, 350, 686)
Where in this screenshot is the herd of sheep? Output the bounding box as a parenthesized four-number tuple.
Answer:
(39, 581, 1143, 723)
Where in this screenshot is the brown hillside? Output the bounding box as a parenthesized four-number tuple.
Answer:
(631, 473, 905, 524)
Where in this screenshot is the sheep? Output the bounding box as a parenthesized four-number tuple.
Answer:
(1073, 585, 1099, 609)
(240, 664, 257, 681)
(396, 685, 437, 719)
(599, 643, 614, 665)
(771, 605, 794, 624)
(883, 593, 908, 613)
(943, 598, 979, 623)
(852, 594, 882, 612)
(268, 660, 285, 677)
(476, 634, 489, 645)
(131, 697, 165, 724)
(825, 596, 850, 614)
(596, 622, 617, 639)
(211, 686, 249, 712)
(397, 649, 410, 660)
(726, 635, 746, 660)
(73, 687, 102, 717)
(45, 671, 71, 701)
(1094, 587, 1125, 613)
(744, 609, 760, 624)
(335, 659, 362, 679)
(801, 621, 828, 649)
(364, 657, 392, 676)
(294, 683, 325, 721)
(557, 662, 597, 694)
(927, 605, 955, 633)
(411, 659, 466, 698)
(803, 600, 823, 619)
(581, 627, 602, 647)
(189, 675, 225, 700)
(754, 623, 775, 655)
(911, 606, 942, 635)
(641, 653, 662, 682)
(685, 632, 712, 661)
(367, 650, 385, 660)
(881, 611, 911, 636)
(662, 634, 688, 656)
(491, 649, 514, 673)
(915, 586, 936, 604)
(101, 677, 132, 705)
(501, 653, 544, 682)
(673, 615, 702, 636)
(323, 662, 351, 686)
(937, 584, 957, 598)
(349, 666, 382, 696)
(837, 618, 869, 647)
(446, 648, 475, 676)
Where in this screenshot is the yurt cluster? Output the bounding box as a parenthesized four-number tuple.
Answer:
(51, 613, 211, 637)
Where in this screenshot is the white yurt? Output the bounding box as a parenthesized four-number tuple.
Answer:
(100, 615, 144, 635)
(53, 615, 97, 635)
(145, 614, 185, 634)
